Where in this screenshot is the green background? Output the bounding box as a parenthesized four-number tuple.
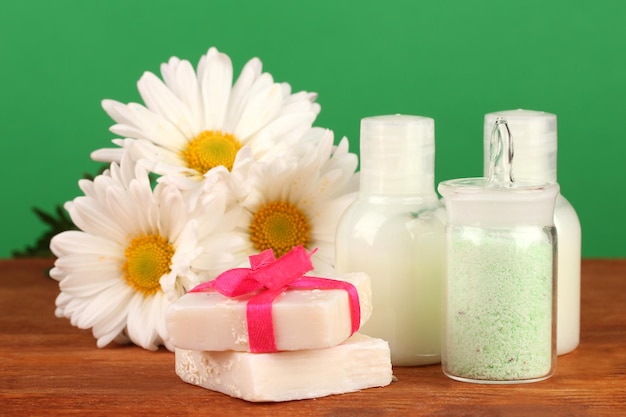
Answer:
(1, 0, 624, 258)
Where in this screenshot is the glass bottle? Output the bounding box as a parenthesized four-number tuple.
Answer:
(484, 109, 581, 356)
(335, 114, 445, 366)
(439, 118, 559, 384)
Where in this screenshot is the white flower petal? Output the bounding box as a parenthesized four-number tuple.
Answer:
(233, 81, 282, 141)
(116, 102, 188, 151)
(156, 184, 188, 243)
(138, 71, 197, 139)
(94, 316, 129, 348)
(58, 269, 121, 298)
(90, 146, 125, 163)
(224, 56, 263, 131)
(54, 252, 120, 277)
(128, 139, 191, 175)
(109, 123, 150, 141)
(67, 198, 126, 242)
(126, 292, 167, 351)
(72, 282, 132, 330)
(50, 231, 121, 258)
(161, 57, 204, 132)
(199, 51, 233, 130)
(248, 111, 317, 158)
(102, 99, 134, 126)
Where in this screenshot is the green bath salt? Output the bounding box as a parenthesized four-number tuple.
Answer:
(443, 226, 555, 383)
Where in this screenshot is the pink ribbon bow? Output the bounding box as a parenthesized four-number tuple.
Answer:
(189, 245, 361, 353)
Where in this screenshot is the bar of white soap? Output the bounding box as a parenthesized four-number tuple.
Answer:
(166, 272, 372, 352)
(175, 333, 392, 402)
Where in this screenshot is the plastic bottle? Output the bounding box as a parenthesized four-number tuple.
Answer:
(484, 109, 581, 356)
(335, 114, 445, 366)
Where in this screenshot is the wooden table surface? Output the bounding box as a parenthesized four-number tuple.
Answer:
(1, 258, 625, 416)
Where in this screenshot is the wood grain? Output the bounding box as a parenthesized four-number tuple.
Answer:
(1, 259, 625, 416)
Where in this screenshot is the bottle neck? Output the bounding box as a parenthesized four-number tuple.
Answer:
(357, 191, 440, 207)
(359, 171, 436, 196)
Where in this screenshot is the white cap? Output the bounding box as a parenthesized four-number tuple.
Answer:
(438, 178, 559, 227)
(360, 114, 435, 195)
(484, 109, 558, 183)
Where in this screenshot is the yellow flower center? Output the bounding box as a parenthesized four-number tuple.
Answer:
(122, 234, 174, 296)
(249, 201, 311, 258)
(182, 130, 242, 173)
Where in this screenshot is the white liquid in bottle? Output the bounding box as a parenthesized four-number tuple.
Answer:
(335, 115, 445, 366)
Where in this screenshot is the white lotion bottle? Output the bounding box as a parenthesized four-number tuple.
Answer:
(335, 114, 445, 366)
(484, 109, 582, 356)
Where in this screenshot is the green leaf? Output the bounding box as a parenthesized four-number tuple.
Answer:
(12, 205, 78, 258)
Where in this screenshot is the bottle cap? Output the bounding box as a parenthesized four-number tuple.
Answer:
(484, 109, 557, 183)
(360, 114, 435, 195)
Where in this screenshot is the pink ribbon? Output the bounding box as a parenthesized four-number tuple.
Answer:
(189, 246, 361, 353)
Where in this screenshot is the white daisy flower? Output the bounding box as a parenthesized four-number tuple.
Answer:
(49, 154, 237, 351)
(208, 128, 359, 273)
(91, 47, 320, 191)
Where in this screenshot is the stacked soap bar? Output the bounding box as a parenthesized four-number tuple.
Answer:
(166, 271, 393, 402)
(175, 334, 391, 402)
